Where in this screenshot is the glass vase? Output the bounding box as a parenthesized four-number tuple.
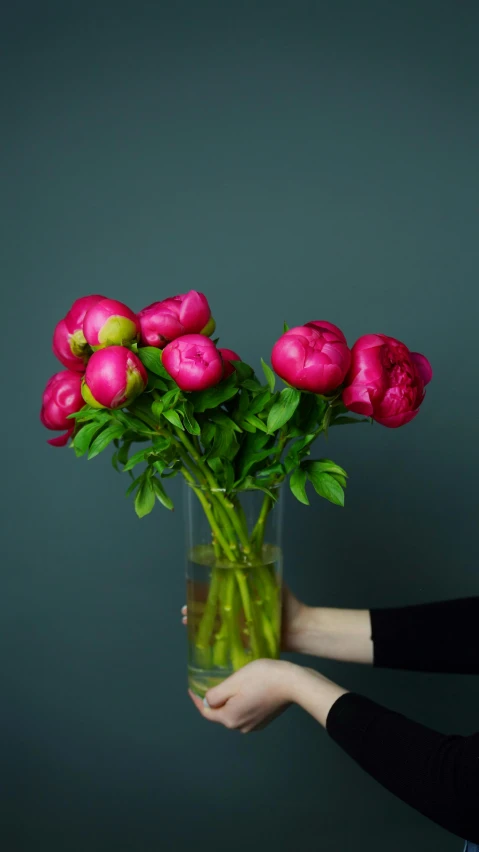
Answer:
(184, 480, 284, 698)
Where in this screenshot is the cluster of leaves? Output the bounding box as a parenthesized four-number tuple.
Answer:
(67, 346, 370, 518)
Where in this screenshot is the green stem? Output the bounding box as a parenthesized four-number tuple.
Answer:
(235, 569, 265, 658)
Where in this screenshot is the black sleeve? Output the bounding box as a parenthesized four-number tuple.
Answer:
(369, 596, 479, 674)
(326, 692, 479, 844)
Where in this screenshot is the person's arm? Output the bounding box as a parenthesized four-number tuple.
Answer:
(190, 661, 479, 845)
(289, 596, 479, 674)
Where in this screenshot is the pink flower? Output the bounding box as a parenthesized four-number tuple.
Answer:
(218, 347, 241, 379)
(271, 324, 351, 394)
(342, 334, 433, 428)
(138, 290, 215, 348)
(82, 346, 148, 409)
(305, 320, 348, 345)
(83, 298, 140, 349)
(40, 370, 84, 446)
(52, 294, 106, 371)
(162, 334, 224, 391)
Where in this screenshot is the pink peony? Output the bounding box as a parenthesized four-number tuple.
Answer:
(52, 294, 105, 371)
(82, 346, 148, 409)
(138, 290, 214, 348)
(342, 334, 433, 428)
(83, 298, 140, 349)
(41, 370, 84, 446)
(218, 347, 241, 379)
(162, 334, 224, 391)
(271, 324, 351, 394)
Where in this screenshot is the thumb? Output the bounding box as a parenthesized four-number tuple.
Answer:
(205, 676, 235, 708)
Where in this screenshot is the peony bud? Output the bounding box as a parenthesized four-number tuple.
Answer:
(82, 346, 148, 409)
(40, 370, 84, 446)
(162, 334, 224, 391)
(138, 290, 214, 348)
(218, 347, 241, 380)
(342, 334, 433, 428)
(271, 324, 351, 394)
(83, 298, 140, 349)
(52, 294, 106, 371)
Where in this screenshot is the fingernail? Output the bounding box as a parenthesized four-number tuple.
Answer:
(203, 696, 210, 709)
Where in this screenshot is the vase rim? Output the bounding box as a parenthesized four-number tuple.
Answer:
(183, 480, 282, 495)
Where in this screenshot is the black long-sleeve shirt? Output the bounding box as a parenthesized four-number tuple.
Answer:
(325, 597, 479, 844)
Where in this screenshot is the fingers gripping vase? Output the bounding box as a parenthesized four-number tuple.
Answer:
(184, 481, 284, 698)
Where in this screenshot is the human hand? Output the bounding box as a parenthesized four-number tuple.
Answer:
(188, 659, 298, 733)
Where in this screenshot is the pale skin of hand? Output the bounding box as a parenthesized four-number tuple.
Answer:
(181, 585, 367, 732)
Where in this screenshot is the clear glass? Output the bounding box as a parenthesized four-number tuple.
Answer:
(184, 481, 284, 698)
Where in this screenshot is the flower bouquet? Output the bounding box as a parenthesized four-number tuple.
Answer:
(41, 291, 432, 696)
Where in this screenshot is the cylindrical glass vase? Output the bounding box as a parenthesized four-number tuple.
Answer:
(184, 481, 284, 698)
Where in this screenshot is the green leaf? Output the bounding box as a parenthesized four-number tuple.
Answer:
(125, 474, 143, 497)
(243, 414, 269, 433)
(331, 415, 371, 426)
(290, 468, 309, 505)
(329, 473, 347, 488)
(304, 459, 348, 479)
(162, 388, 182, 408)
(190, 375, 238, 413)
(67, 405, 106, 421)
(137, 347, 171, 379)
(260, 359, 275, 393)
(115, 411, 153, 434)
(208, 410, 242, 432)
(284, 433, 316, 473)
(146, 375, 169, 392)
(88, 423, 126, 460)
(256, 462, 285, 478)
(151, 476, 174, 510)
(182, 402, 201, 436)
(207, 428, 235, 462)
(73, 420, 109, 457)
(266, 387, 301, 433)
(151, 400, 164, 418)
(248, 388, 272, 415)
(152, 434, 171, 452)
(240, 481, 278, 501)
(241, 379, 262, 391)
(134, 477, 156, 518)
(283, 321, 289, 333)
(162, 409, 184, 430)
(200, 421, 216, 446)
(307, 470, 344, 507)
(123, 448, 151, 472)
(228, 360, 254, 381)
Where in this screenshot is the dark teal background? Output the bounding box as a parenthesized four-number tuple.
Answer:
(2, 1, 479, 850)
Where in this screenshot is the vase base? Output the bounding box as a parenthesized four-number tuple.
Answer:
(188, 665, 235, 699)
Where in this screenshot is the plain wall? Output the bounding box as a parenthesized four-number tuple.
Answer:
(2, 1, 479, 850)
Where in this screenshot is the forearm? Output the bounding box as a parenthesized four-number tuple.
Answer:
(289, 605, 374, 664)
(285, 665, 350, 727)
(283, 666, 479, 844)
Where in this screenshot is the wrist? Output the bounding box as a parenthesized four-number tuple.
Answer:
(286, 665, 350, 727)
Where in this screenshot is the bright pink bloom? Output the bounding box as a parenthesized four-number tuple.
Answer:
(83, 298, 140, 349)
(342, 334, 433, 428)
(82, 346, 148, 409)
(271, 325, 351, 394)
(218, 347, 241, 379)
(41, 370, 84, 446)
(305, 320, 348, 345)
(52, 294, 105, 371)
(162, 334, 224, 391)
(138, 290, 214, 348)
